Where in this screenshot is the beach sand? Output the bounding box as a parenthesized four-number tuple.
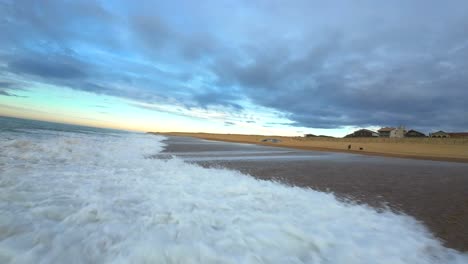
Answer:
(158, 136, 468, 251)
(156, 132, 468, 163)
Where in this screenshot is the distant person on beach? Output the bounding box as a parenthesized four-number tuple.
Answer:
(348, 144, 351, 150)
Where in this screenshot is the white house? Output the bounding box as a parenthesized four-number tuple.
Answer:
(390, 127, 406, 138)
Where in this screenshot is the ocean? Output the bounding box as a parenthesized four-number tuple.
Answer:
(0, 116, 467, 263)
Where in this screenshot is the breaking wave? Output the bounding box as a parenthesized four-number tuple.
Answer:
(0, 130, 467, 263)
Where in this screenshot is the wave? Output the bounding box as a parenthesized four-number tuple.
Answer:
(0, 131, 466, 263)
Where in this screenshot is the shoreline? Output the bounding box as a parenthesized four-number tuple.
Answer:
(152, 132, 468, 163)
(160, 135, 468, 252)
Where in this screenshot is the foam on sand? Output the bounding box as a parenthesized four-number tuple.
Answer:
(0, 131, 467, 263)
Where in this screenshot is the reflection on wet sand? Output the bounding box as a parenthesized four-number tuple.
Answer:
(161, 136, 468, 251)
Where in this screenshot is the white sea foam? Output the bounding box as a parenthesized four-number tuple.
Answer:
(0, 131, 467, 264)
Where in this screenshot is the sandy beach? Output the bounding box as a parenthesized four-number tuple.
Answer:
(156, 132, 468, 163)
(159, 135, 468, 252)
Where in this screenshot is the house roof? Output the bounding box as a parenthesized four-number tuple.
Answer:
(378, 127, 395, 132)
(431, 130, 447, 134)
(355, 129, 378, 134)
(345, 129, 378, 137)
(406, 129, 425, 135)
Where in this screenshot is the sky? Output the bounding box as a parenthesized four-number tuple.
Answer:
(1, 0, 468, 136)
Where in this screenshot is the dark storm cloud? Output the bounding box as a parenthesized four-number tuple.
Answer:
(0, 89, 17, 96)
(131, 14, 173, 50)
(0, 0, 117, 49)
(8, 57, 86, 79)
(1, 0, 468, 131)
(192, 88, 243, 110)
(0, 81, 16, 89)
(0, 0, 241, 110)
(206, 1, 468, 131)
(0, 90, 12, 96)
(0, 81, 26, 97)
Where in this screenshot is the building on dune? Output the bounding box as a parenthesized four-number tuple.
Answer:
(378, 126, 406, 138)
(345, 129, 379, 138)
(405, 130, 426, 137)
(378, 127, 395, 137)
(390, 127, 406, 138)
(429, 131, 450, 138)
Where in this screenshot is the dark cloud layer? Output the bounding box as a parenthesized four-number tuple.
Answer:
(1, 0, 468, 131)
(0, 81, 25, 97)
(8, 57, 86, 79)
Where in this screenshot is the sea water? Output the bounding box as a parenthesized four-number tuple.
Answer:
(0, 116, 467, 263)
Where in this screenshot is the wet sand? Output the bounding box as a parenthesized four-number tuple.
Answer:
(155, 132, 468, 163)
(158, 136, 468, 252)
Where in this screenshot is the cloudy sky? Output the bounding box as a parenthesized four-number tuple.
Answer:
(1, 0, 467, 136)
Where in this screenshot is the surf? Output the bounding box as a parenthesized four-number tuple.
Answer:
(0, 130, 466, 263)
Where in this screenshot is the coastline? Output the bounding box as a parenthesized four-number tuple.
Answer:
(153, 132, 468, 163)
(160, 135, 468, 252)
